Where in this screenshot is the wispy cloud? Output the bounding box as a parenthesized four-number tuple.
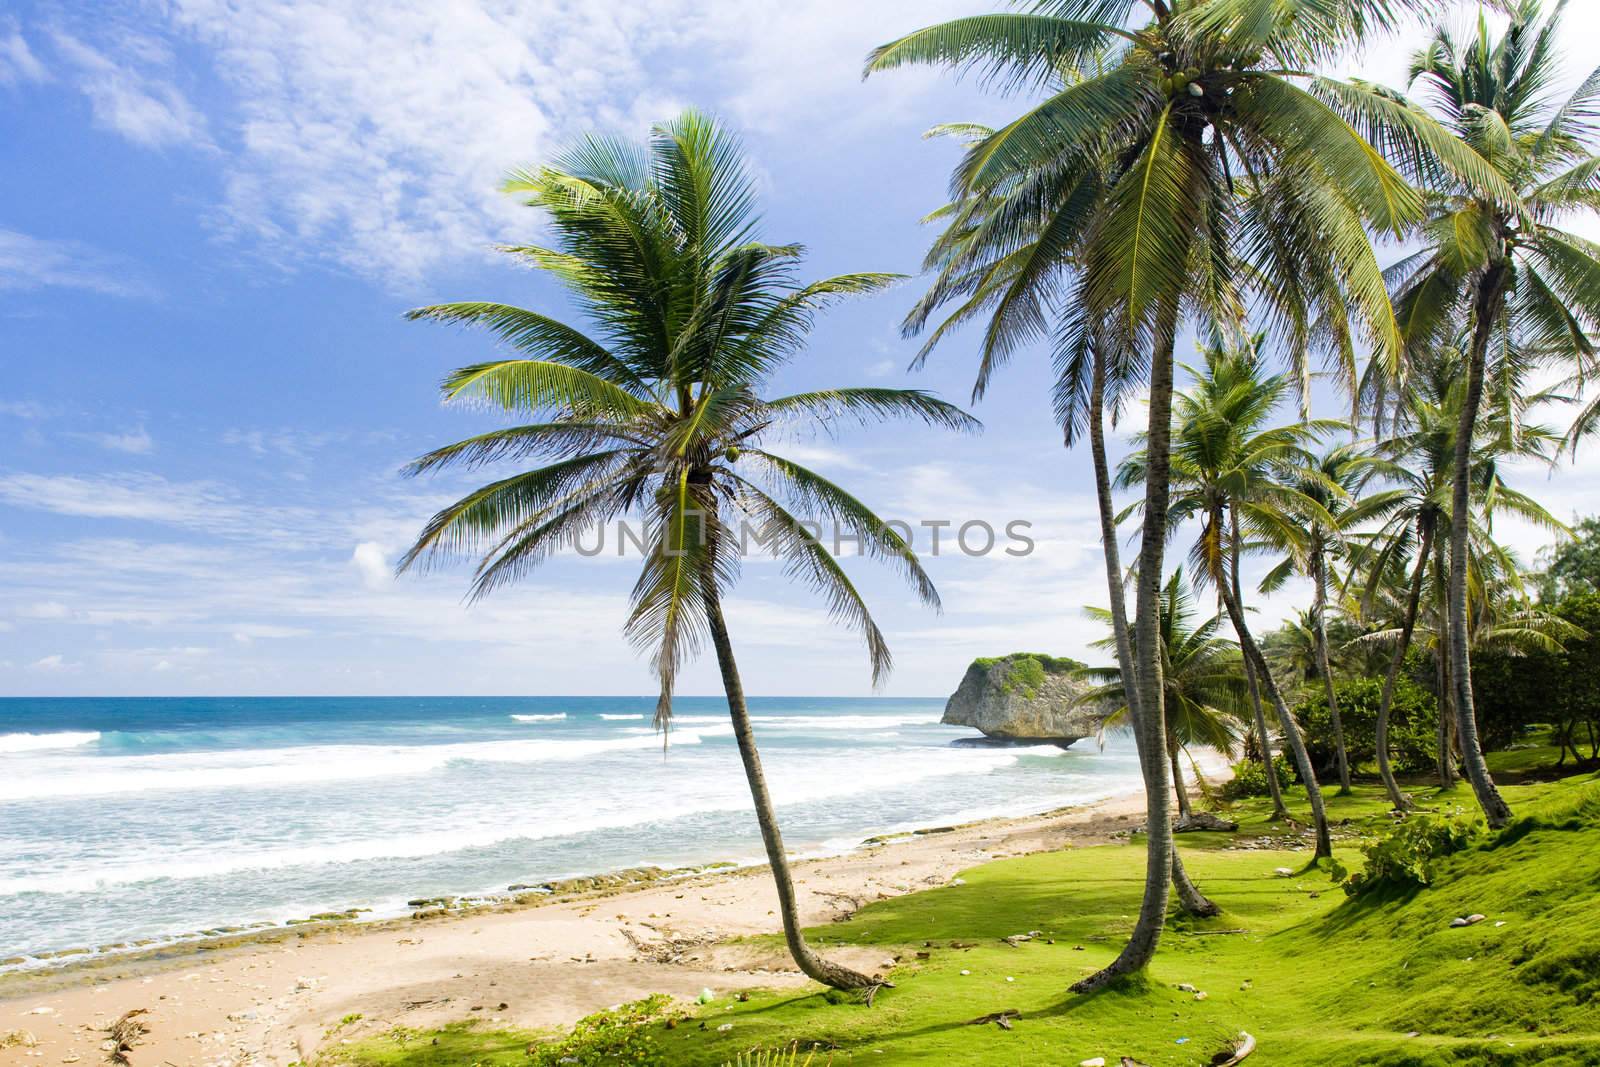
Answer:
(0, 228, 155, 298)
(49, 29, 207, 148)
(0, 399, 54, 419)
(73, 426, 155, 454)
(0, 21, 48, 85)
(33, 0, 971, 286)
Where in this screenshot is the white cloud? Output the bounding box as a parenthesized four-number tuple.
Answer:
(0, 399, 53, 419)
(36, 0, 970, 286)
(77, 426, 155, 454)
(29, 654, 67, 672)
(0, 22, 47, 85)
(351, 540, 392, 590)
(0, 228, 154, 298)
(49, 29, 207, 148)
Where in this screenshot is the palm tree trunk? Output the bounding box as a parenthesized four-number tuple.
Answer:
(1376, 520, 1433, 811)
(1433, 535, 1456, 788)
(1448, 264, 1513, 828)
(1233, 511, 1288, 821)
(703, 593, 876, 992)
(1312, 546, 1352, 794)
(1169, 738, 1192, 819)
(1170, 849, 1218, 917)
(1218, 571, 1333, 858)
(1073, 311, 1194, 993)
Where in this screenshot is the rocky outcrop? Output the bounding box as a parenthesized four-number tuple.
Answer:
(942, 653, 1111, 746)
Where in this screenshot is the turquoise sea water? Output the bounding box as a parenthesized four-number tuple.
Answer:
(0, 696, 1142, 964)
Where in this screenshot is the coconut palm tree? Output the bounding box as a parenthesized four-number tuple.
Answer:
(1348, 349, 1569, 806)
(865, 0, 1447, 990)
(1083, 568, 1247, 822)
(1336, 0, 1600, 826)
(397, 111, 978, 992)
(1119, 342, 1338, 857)
(1261, 444, 1402, 794)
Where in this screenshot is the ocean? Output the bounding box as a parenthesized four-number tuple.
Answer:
(0, 696, 1143, 965)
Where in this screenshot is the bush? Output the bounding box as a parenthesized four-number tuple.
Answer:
(527, 994, 671, 1066)
(1221, 755, 1294, 800)
(1340, 812, 1480, 896)
(1295, 673, 1437, 776)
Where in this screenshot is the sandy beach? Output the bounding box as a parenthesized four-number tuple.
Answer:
(0, 790, 1164, 1066)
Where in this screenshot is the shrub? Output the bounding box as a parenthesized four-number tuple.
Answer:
(1340, 813, 1480, 896)
(1295, 673, 1437, 776)
(527, 994, 672, 1066)
(1221, 756, 1293, 800)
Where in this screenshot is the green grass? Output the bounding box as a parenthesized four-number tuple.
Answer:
(323, 769, 1600, 1067)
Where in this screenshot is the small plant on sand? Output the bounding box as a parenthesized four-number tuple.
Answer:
(526, 994, 672, 1067)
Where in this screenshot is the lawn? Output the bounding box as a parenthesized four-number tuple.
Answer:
(324, 767, 1600, 1067)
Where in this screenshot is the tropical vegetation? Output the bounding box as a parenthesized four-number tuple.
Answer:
(399, 111, 977, 991)
(382, 0, 1600, 1060)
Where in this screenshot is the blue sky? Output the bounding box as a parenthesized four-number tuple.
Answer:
(2, 1, 1597, 698)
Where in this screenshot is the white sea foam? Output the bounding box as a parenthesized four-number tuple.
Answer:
(752, 713, 943, 731)
(0, 731, 100, 753)
(599, 714, 645, 720)
(0, 739, 1043, 895)
(0, 728, 732, 802)
(510, 713, 566, 722)
(656, 713, 939, 731)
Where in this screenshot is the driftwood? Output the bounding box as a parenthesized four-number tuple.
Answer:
(619, 927, 711, 965)
(102, 1009, 149, 1066)
(1173, 812, 1241, 833)
(1211, 1031, 1257, 1065)
(964, 1008, 1021, 1029)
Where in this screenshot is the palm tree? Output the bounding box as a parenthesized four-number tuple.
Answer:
(1339, 0, 1600, 826)
(1263, 444, 1400, 794)
(1348, 350, 1569, 806)
(1121, 342, 1338, 857)
(866, 0, 1432, 990)
(1083, 568, 1246, 822)
(397, 112, 978, 992)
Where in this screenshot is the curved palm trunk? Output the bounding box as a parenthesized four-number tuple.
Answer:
(1376, 521, 1434, 811)
(1449, 265, 1513, 827)
(1218, 576, 1333, 858)
(1073, 312, 1186, 993)
(704, 594, 877, 992)
(1170, 849, 1218, 916)
(1311, 547, 1352, 794)
(1232, 511, 1289, 820)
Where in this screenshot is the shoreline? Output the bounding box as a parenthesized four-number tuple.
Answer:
(0, 786, 1180, 1066)
(0, 784, 1141, 979)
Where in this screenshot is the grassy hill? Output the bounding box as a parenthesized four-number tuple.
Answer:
(325, 763, 1600, 1066)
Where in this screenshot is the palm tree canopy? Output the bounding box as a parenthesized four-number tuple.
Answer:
(1345, 350, 1569, 624)
(1083, 567, 1246, 755)
(1339, 0, 1600, 430)
(1117, 337, 1336, 588)
(865, 0, 1475, 425)
(398, 111, 980, 726)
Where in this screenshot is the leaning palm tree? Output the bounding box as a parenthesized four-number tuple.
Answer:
(1083, 568, 1247, 823)
(1347, 350, 1568, 807)
(1336, 0, 1600, 826)
(398, 111, 977, 992)
(1121, 342, 1338, 857)
(865, 0, 1447, 990)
